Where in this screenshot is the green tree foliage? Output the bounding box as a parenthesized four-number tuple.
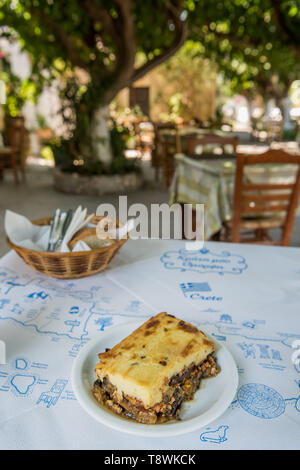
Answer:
(151, 41, 216, 122)
(0, 50, 39, 116)
(0, 0, 188, 167)
(0, 0, 300, 169)
(188, 0, 300, 99)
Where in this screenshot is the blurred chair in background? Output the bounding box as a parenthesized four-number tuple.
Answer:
(223, 149, 300, 246)
(0, 116, 26, 184)
(152, 122, 181, 185)
(186, 133, 238, 157)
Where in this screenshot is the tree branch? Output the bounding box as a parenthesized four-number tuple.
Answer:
(131, 0, 187, 83)
(272, 0, 299, 43)
(113, 0, 136, 70)
(101, 0, 138, 104)
(79, 0, 188, 103)
(80, 0, 137, 104)
(81, 0, 134, 62)
(81, 0, 117, 40)
(272, 0, 300, 60)
(29, 7, 86, 68)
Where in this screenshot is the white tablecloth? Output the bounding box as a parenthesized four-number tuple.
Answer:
(0, 239, 300, 450)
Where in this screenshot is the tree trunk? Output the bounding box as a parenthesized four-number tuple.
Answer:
(281, 96, 293, 131)
(91, 105, 113, 167)
(247, 98, 255, 129)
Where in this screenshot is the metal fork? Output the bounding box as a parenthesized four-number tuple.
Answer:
(47, 209, 73, 252)
(47, 209, 61, 252)
(54, 209, 73, 251)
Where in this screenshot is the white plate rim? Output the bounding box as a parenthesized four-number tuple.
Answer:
(71, 321, 238, 437)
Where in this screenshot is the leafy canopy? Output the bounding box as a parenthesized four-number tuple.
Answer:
(1, 0, 300, 105)
(1, 0, 300, 169)
(188, 0, 300, 97)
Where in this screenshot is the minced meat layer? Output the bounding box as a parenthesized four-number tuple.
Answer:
(92, 354, 219, 424)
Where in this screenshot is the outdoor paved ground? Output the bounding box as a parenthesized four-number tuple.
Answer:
(0, 163, 299, 257)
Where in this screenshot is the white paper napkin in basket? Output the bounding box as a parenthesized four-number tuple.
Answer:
(5, 208, 93, 252)
(5, 210, 50, 251)
(5, 209, 136, 253)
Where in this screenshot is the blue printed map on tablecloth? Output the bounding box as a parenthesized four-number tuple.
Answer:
(0, 245, 300, 448)
(0, 264, 152, 412)
(0, 266, 149, 343)
(160, 247, 248, 275)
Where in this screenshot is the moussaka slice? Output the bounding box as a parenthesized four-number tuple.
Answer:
(92, 312, 219, 424)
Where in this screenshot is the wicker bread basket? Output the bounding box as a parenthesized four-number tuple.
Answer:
(6, 215, 128, 279)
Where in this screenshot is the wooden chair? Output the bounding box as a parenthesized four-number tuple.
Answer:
(152, 122, 181, 184)
(0, 117, 26, 184)
(187, 133, 238, 156)
(133, 118, 154, 157)
(223, 149, 300, 246)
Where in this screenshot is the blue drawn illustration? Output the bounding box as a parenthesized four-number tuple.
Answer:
(0, 299, 10, 310)
(0, 264, 150, 341)
(237, 383, 286, 419)
(4, 281, 27, 294)
(69, 306, 80, 315)
(27, 291, 50, 301)
(68, 341, 89, 358)
(200, 425, 229, 444)
(259, 363, 286, 372)
(10, 374, 36, 397)
(271, 349, 282, 361)
(160, 248, 248, 275)
(293, 361, 300, 373)
(201, 308, 220, 313)
(257, 344, 270, 360)
(180, 283, 222, 301)
(10, 303, 24, 315)
(35, 279, 99, 302)
(37, 379, 68, 408)
(197, 314, 300, 356)
(232, 386, 300, 419)
(0, 264, 153, 343)
(0, 355, 50, 397)
(15, 358, 29, 370)
(242, 321, 256, 329)
(220, 314, 232, 323)
(61, 389, 77, 401)
(237, 342, 256, 359)
(64, 320, 81, 333)
(285, 396, 300, 414)
(211, 333, 227, 342)
(26, 309, 39, 320)
(94, 317, 113, 331)
(180, 282, 211, 296)
(235, 342, 284, 371)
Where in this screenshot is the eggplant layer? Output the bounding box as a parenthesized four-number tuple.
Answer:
(92, 354, 219, 424)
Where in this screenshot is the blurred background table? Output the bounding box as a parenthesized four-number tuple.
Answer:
(170, 145, 300, 240)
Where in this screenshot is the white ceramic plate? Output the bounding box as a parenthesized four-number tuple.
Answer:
(72, 321, 238, 437)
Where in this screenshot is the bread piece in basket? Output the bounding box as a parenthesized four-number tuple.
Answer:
(69, 227, 116, 251)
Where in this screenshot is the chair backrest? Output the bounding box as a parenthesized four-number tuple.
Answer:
(7, 117, 25, 153)
(151, 122, 181, 186)
(232, 149, 300, 245)
(187, 133, 238, 155)
(154, 122, 182, 153)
